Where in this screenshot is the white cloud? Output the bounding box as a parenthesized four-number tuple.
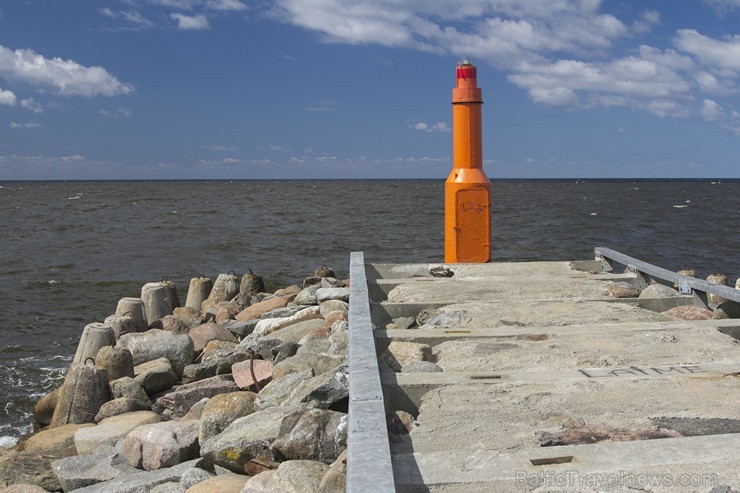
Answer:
(674, 29, 740, 73)
(171, 13, 210, 30)
(20, 98, 43, 113)
(0, 45, 133, 97)
(207, 0, 247, 10)
(410, 121, 450, 132)
(700, 99, 724, 121)
(154, 0, 246, 11)
(203, 144, 236, 151)
(509, 55, 692, 113)
(0, 87, 16, 106)
(9, 121, 42, 129)
(269, 1, 740, 131)
(100, 8, 154, 29)
(99, 107, 133, 117)
(272, 0, 632, 64)
(261, 144, 290, 152)
(703, 0, 740, 13)
(632, 10, 660, 35)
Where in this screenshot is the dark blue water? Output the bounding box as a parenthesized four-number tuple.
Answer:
(0, 179, 738, 446)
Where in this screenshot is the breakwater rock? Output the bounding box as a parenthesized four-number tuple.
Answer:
(1, 267, 349, 493)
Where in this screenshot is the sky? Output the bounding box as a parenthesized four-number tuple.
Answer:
(1, 0, 740, 180)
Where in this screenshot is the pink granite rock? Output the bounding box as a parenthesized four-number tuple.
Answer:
(663, 305, 716, 320)
(189, 322, 237, 352)
(235, 296, 296, 321)
(232, 359, 273, 391)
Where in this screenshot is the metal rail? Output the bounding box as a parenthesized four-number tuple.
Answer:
(347, 251, 396, 492)
(595, 247, 740, 305)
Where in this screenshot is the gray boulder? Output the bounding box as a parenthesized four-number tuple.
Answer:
(255, 370, 313, 410)
(0, 484, 49, 493)
(315, 288, 349, 303)
(402, 361, 443, 372)
(318, 450, 347, 493)
(319, 300, 348, 318)
(241, 460, 329, 492)
(60, 459, 207, 493)
(22, 423, 92, 459)
(0, 452, 60, 492)
(124, 420, 200, 471)
(95, 398, 151, 422)
(286, 365, 349, 410)
(261, 318, 326, 344)
(178, 467, 213, 489)
(153, 375, 238, 418)
(199, 391, 257, 443)
(272, 352, 344, 381)
(183, 475, 247, 493)
(95, 346, 135, 382)
(51, 444, 138, 491)
(119, 329, 195, 377)
(109, 376, 151, 406)
(220, 319, 259, 338)
(294, 284, 320, 306)
(639, 283, 681, 298)
(199, 406, 292, 473)
(181, 398, 210, 421)
(261, 306, 306, 319)
(150, 482, 185, 493)
(134, 357, 178, 395)
(181, 348, 250, 384)
(74, 411, 161, 455)
(271, 408, 347, 463)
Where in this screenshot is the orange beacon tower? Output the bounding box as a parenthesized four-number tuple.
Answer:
(445, 59, 491, 263)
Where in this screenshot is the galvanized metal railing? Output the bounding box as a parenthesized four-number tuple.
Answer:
(347, 251, 396, 492)
(594, 247, 740, 306)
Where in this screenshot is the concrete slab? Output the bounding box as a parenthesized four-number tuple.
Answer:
(365, 259, 740, 492)
(393, 434, 740, 493)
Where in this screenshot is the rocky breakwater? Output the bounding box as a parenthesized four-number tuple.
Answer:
(1, 266, 351, 493)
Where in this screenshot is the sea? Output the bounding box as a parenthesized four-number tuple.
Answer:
(0, 179, 738, 447)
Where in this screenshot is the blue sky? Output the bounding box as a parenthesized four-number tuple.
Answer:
(1, 0, 740, 179)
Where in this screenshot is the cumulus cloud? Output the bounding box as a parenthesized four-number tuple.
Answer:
(700, 99, 724, 121)
(410, 121, 451, 132)
(509, 55, 692, 115)
(20, 98, 43, 113)
(171, 13, 210, 30)
(0, 45, 133, 97)
(0, 87, 16, 106)
(203, 144, 236, 151)
(270, 0, 740, 131)
(632, 10, 660, 35)
(272, 0, 631, 63)
(674, 29, 740, 73)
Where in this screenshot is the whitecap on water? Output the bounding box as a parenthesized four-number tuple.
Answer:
(0, 435, 18, 449)
(673, 205, 688, 208)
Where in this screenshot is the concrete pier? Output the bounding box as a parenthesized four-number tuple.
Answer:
(352, 254, 740, 492)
